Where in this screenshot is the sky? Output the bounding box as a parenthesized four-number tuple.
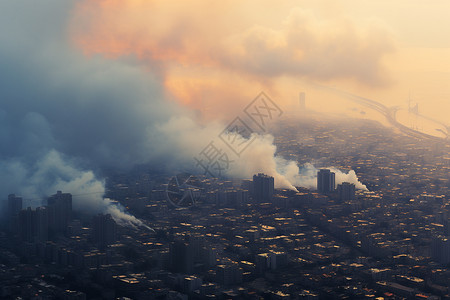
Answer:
(0, 0, 448, 214)
(71, 0, 450, 125)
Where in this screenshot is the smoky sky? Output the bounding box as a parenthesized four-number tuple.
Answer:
(0, 0, 197, 204)
(2, 1, 178, 169)
(0, 0, 369, 208)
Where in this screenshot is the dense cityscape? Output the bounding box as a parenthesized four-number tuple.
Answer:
(1, 115, 449, 299)
(2, 1, 450, 299)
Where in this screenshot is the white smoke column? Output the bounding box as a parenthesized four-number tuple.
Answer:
(223, 132, 368, 191)
(0, 150, 151, 229)
(295, 163, 368, 190)
(105, 201, 154, 231)
(225, 133, 298, 191)
(329, 167, 368, 190)
(292, 162, 318, 189)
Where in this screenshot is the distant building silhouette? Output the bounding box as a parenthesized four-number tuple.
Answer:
(432, 236, 450, 264)
(18, 207, 35, 242)
(337, 182, 356, 202)
(92, 213, 117, 250)
(35, 206, 49, 242)
(317, 169, 335, 193)
(253, 173, 274, 202)
(7, 194, 22, 217)
(169, 240, 194, 274)
(47, 191, 72, 237)
(17, 206, 50, 242)
(7, 194, 22, 234)
(216, 263, 242, 286)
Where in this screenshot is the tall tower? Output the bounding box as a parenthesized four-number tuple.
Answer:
(47, 191, 72, 237)
(7, 194, 22, 217)
(253, 173, 274, 202)
(92, 213, 117, 250)
(317, 169, 335, 193)
(35, 206, 49, 242)
(18, 207, 35, 242)
(169, 240, 194, 274)
(337, 182, 356, 202)
(7, 194, 22, 234)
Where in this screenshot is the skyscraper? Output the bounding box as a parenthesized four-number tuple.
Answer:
(169, 240, 194, 274)
(92, 213, 117, 250)
(337, 182, 356, 202)
(17, 206, 49, 242)
(317, 169, 335, 194)
(35, 206, 49, 242)
(7, 194, 22, 234)
(7, 194, 22, 217)
(432, 236, 450, 264)
(253, 173, 274, 202)
(47, 191, 72, 237)
(18, 207, 35, 242)
(216, 263, 242, 286)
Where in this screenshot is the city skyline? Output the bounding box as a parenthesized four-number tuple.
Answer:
(0, 0, 449, 299)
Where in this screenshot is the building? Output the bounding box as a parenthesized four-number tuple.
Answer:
(256, 252, 288, 273)
(92, 214, 117, 250)
(169, 240, 194, 274)
(253, 173, 274, 202)
(431, 236, 450, 264)
(7, 194, 22, 234)
(35, 207, 49, 242)
(7, 194, 22, 217)
(337, 182, 356, 202)
(216, 263, 242, 286)
(18, 207, 35, 242)
(317, 169, 335, 194)
(215, 189, 249, 208)
(47, 191, 72, 237)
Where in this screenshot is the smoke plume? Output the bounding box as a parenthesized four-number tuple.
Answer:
(0, 0, 371, 225)
(295, 163, 368, 191)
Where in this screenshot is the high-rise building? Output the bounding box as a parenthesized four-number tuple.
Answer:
(169, 240, 194, 274)
(35, 206, 49, 242)
(256, 252, 288, 273)
(7, 194, 22, 234)
(253, 173, 274, 202)
(432, 236, 450, 264)
(317, 169, 335, 194)
(18, 207, 35, 242)
(7, 194, 22, 217)
(337, 182, 356, 202)
(216, 263, 242, 286)
(47, 191, 72, 237)
(17, 206, 49, 242)
(92, 214, 117, 250)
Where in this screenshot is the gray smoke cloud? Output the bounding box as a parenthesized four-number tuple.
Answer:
(0, 0, 194, 225)
(0, 0, 368, 225)
(294, 163, 368, 191)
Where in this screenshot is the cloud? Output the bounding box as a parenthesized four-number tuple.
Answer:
(225, 134, 299, 190)
(71, 0, 396, 115)
(0, 0, 369, 224)
(219, 8, 395, 85)
(294, 163, 367, 191)
(0, 0, 188, 225)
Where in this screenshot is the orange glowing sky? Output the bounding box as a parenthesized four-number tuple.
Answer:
(70, 0, 450, 127)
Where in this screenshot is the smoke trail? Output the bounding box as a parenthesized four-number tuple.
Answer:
(294, 163, 368, 190)
(105, 201, 154, 232)
(0, 0, 370, 224)
(224, 133, 299, 191)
